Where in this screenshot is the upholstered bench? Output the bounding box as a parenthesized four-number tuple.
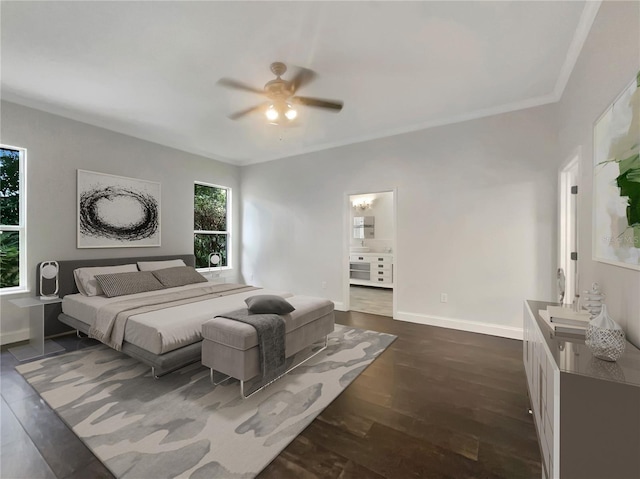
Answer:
(201, 295, 335, 398)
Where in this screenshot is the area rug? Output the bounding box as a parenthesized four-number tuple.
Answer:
(16, 324, 396, 479)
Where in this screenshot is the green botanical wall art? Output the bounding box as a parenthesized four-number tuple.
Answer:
(593, 70, 640, 270)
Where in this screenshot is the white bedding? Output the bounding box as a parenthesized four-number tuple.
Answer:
(62, 283, 293, 355)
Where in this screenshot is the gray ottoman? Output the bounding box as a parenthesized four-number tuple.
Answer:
(201, 295, 334, 398)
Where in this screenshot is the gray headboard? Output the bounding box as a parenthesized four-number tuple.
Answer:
(38, 254, 195, 336)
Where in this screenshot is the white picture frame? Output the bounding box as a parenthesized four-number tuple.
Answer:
(77, 170, 161, 248)
(592, 74, 640, 270)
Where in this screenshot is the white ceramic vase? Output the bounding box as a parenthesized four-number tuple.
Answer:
(585, 304, 626, 362)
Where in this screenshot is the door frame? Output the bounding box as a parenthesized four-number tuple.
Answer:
(558, 147, 581, 305)
(343, 187, 398, 318)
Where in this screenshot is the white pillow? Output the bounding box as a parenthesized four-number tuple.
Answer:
(137, 259, 186, 271)
(73, 264, 138, 296)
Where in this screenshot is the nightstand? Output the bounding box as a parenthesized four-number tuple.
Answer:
(8, 297, 66, 361)
(203, 272, 226, 283)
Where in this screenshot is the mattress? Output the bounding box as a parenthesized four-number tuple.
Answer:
(62, 283, 293, 355)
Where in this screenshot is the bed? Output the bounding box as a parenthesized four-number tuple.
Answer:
(42, 255, 293, 377)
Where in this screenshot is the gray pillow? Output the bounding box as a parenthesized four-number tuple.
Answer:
(94, 271, 165, 298)
(151, 266, 208, 288)
(245, 295, 295, 315)
(137, 259, 186, 271)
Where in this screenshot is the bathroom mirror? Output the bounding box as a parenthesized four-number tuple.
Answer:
(353, 216, 375, 239)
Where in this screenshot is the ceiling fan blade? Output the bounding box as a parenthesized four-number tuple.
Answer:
(292, 96, 343, 112)
(228, 103, 267, 120)
(217, 78, 265, 95)
(289, 67, 317, 94)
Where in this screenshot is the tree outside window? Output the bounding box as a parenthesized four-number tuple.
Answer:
(194, 183, 230, 269)
(0, 146, 25, 290)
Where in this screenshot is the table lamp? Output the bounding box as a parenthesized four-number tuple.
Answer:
(39, 261, 59, 300)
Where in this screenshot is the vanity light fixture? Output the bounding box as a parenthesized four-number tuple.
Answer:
(352, 199, 373, 211)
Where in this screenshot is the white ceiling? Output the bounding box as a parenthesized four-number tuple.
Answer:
(1, 1, 598, 165)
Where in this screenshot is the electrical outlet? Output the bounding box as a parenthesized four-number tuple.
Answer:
(250, 273, 254, 281)
(440, 293, 448, 303)
(322, 281, 327, 289)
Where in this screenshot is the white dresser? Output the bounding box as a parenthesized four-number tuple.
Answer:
(523, 300, 640, 479)
(349, 253, 393, 288)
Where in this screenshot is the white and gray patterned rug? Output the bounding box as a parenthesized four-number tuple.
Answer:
(16, 324, 396, 479)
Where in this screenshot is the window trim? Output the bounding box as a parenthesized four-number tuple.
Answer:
(0, 144, 28, 295)
(193, 180, 232, 271)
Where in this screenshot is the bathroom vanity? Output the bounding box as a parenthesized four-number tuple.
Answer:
(349, 252, 393, 288)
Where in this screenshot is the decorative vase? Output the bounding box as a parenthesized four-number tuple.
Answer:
(582, 282, 606, 319)
(585, 304, 626, 361)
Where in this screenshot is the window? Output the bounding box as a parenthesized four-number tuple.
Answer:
(0, 145, 26, 292)
(194, 182, 230, 269)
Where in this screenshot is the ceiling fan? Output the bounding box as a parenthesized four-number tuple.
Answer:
(217, 62, 344, 124)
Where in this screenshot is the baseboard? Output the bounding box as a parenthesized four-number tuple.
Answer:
(0, 328, 29, 346)
(332, 301, 347, 312)
(395, 311, 523, 340)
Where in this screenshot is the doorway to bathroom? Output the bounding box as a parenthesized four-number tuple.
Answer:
(344, 190, 396, 317)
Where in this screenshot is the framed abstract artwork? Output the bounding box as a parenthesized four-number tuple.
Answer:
(77, 170, 161, 248)
(592, 72, 640, 270)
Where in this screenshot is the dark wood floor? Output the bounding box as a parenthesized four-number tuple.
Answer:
(0, 312, 541, 478)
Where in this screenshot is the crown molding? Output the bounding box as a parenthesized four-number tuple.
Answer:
(552, 0, 602, 101)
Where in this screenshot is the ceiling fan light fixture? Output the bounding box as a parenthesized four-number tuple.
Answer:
(265, 104, 279, 121)
(222, 62, 343, 122)
(266, 102, 296, 124)
(285, 104, 297, 120)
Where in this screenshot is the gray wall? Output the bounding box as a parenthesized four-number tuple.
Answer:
(0, 101, 241, 343)
(241, 104, 559, 337)
(555, 1, 640, 346)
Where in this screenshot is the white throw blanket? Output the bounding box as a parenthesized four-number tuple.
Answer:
(90, 283, 258, 350)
